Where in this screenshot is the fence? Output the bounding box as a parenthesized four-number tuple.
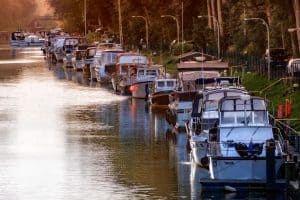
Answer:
(205, 49, 288, 80)
(270, 115, 300, 153)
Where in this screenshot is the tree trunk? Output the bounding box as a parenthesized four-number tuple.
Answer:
(294, 0, 300, 50)
(211, 0, 216, 32)
(216, 0, 223, 37)
(265, 0, 272, 25)
(207, 0, 212, 29)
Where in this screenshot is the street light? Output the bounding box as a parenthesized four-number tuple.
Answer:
(244, 17, 270, 80)
(84, 0, 87, 36)
(132, 15, 149, 49)
(198, 15, 220, 59)
(161, 15, 180, 44)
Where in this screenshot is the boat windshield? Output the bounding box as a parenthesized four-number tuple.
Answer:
(204, 100, 218, 111)
(220, 98, 268, 126)
(146, 70, 158, 76)
(166, 81, 175, 87)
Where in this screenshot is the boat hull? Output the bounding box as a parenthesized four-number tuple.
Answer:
(131, 81, 152, 99)
(190, 135, 209, 166)
(149, 91, 173, 108)
(209, 157, 284, 180)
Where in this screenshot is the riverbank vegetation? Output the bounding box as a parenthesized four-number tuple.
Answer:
(0, 0, 37, 31)
(47, 0, 300, 58)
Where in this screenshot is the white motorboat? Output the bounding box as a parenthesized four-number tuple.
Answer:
(130, 65, 163, 99)
(186, 77, 246, 166)
(165, 71, 220, 129)
(10, 32, 27, 47)
(207, 95, 287, 180)
(111, 53, 149, 94)
(148, 78, 177, 108)
(93, 47, 123, 83)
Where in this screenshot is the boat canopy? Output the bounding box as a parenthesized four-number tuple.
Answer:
(177, 61, 229, 72)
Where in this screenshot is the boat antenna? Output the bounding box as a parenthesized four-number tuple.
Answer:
(202, 49, 204, 89)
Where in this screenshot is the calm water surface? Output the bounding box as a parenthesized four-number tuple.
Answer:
(0, 46, 287, 200)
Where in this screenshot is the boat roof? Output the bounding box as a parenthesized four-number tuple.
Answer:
(155, 78, 177, 82)
(178, 70, 220, 81)
(177, 60, 229, 71)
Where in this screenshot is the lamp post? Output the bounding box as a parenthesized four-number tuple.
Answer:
(198, 15, 220, 59)
(288, 28, 300, 57)
(161, 15, 180, 44)
(244, 17, 270, 80)
(84, 0, 87, 36)
(132, 15, 149, 49)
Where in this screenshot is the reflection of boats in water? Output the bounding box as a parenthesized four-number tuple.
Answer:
(64, 67, 74, 81)
(52, 63, 65, 80)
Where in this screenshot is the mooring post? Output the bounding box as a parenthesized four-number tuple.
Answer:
(266, 139, 276, 190)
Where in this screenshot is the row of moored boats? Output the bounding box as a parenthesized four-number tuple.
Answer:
(35, 28, 288, 183)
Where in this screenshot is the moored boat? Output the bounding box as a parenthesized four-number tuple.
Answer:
(130, 65, 163, 99)
(207, 95, 287, 180)
(111, 53, 149, 94)
(148, 78, 177, 108)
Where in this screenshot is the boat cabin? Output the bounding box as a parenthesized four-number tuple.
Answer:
(136, 67, 161, 82)
(116, 54, 149, 77)
(153, 79, 177, 93)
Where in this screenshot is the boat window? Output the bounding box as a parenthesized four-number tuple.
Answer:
(222, 100, 234, 111)
(252, 111, 267, 124)
(157, 81, 165, 87)
(146, 70, 157, 76)
(221, 112, 235, 124)
(111, 53, 118, 63)
(201, 118, 218, 130)
(253, 99, 266, 110)
(204, 100, 218, 111)
(121, 66, 128, 74)
(208, 92, 224, 100)
(166, 81, 174, 87)
(236, 99, 251, 111)
(138, 70, 145, 76)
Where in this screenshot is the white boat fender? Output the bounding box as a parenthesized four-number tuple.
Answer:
(224, 185, 237, 193)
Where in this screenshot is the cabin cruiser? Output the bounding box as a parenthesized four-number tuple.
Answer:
(207, 95, 287, 180)
(111, 53, 149, 94)
(186, 77, 246, 166)
(93, 47, 123, 83)
(130, 65, 163, 99)
(166, 71, 220, 128)
(24, 34, 45, 46)
(10, 31, 27, 47)
(148, 79, 177, 108)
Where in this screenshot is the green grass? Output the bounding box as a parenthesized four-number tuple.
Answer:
(242, 72, 300, 131)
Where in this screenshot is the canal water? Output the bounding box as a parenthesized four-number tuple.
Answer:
(0, 47, 287, 199)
